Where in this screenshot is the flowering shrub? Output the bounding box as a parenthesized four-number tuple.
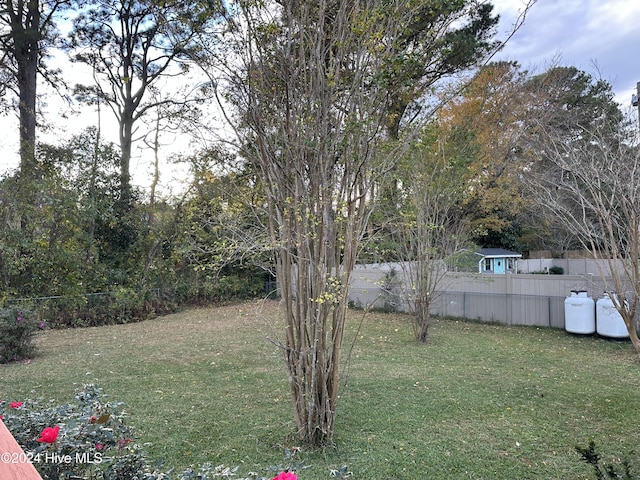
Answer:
(263, 447, 310, 479)
(0, 307, 40, 363)
(0, 384, 142, 479)
(0, 385, 327, 480)
(272, 472, 298, 480)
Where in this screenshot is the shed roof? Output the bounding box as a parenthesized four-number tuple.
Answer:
(475, 248, 522, 258)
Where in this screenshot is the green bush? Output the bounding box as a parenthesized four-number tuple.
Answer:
(3, 268, 267, 330)
(168, 270, 267, 306)
(13, 289, 175, 329)
(0, 307, 40, 363)
(549, 265, 565, 275)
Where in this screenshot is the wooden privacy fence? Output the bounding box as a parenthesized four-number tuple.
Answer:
(349, 265, 614, 328)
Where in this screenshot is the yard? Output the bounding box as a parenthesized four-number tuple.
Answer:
(1, 300, 639, 479)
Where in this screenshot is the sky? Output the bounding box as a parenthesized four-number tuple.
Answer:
(491, 0, 640, 108)
(2, 0, 640, 186)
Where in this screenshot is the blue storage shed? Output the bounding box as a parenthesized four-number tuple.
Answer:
(476, 248, 522, 274)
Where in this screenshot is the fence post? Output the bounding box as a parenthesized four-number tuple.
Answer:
(463, 291, 466, 319)
(506, 274, 513, 325)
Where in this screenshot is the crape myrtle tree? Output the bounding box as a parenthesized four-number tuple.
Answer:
(529, 119, 640, 355)
(393, 124, 470, 343)
(387, 63, 531, 344)
(68, 0, 227, 207)
(526, 78, 640, 355)
(216, 0, 509, 445)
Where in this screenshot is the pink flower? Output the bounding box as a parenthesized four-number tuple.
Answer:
(96, 443, 104, 451)
(117, 438, 132, 447)
(37, 425, 60, 443)
(271, 473, 298, 480)
(10, 401, 23, 409)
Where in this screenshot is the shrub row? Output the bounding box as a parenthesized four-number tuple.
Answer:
(5, 272, 270, 329)
(0, 270, 272, 363)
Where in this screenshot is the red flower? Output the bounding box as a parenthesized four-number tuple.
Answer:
(37, 426, 60, 443)
(117, 438, 132, 447)
(9, 401, 23, 409)
(271, 472, 298, 480)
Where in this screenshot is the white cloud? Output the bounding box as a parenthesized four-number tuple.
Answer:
(493, 0, 640, 107)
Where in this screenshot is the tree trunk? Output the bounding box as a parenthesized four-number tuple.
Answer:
(415, 298, 431, 344)
(11, 1, 40, 236)
(270, 185, 359, 445)
(13, 0, 41, 177)
(119, 107, 134, 207)
(17, 58, 37, 174)
(623, 314, 640, 354)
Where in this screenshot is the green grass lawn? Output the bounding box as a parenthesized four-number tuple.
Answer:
(1, 300, 639, 479)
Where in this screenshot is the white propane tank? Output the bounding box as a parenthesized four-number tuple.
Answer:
(564, 290, 595, 334)
(596, 293, 629, 339)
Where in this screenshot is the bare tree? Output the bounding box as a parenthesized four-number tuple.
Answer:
(211, 0, 516, 445)
(528, 117, 640, 355)
(394, 127, 469, 342)
(218, 0, 426, 445)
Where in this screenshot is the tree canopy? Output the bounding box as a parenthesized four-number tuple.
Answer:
(68, 0, 227, 206)
(0, 0, 72, 176)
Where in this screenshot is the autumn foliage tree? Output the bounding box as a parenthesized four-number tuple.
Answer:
(436, 61, 533, 249)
